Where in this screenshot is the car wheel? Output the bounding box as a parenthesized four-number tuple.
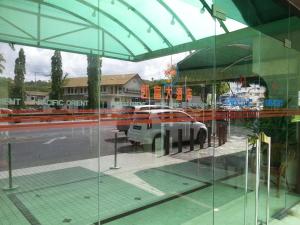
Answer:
(197, 129, 207, 146)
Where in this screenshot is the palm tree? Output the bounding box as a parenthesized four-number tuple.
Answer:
(0, 53, 5, 74)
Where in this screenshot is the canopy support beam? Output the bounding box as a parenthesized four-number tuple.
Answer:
(41, 27, 91, 42)
(157, 0, 196, 41)
(199, 0, 229, 33)
(0, 16, 36, 40)
(117, 0, 173, 48)
(25, 0, 135, 57)
(76, 0, 152, 52)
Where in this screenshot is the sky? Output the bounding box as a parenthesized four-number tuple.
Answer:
(0, 43, 189, 81)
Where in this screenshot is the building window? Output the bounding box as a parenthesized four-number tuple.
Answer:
(115, 98, 120, 102)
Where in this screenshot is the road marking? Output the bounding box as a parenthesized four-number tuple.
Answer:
(43, 136, 67, 145)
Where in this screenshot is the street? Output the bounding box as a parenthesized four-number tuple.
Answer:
(0, 125, 133, 171)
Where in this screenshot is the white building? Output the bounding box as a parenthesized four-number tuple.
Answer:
(63, 74, 144, 108)
(25, 91, 49, 106)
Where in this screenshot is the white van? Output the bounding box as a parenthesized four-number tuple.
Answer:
(127, 109, 207, 148)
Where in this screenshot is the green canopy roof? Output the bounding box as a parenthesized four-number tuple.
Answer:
(0, 0, 232, 61)
(1, 0, 295, 62)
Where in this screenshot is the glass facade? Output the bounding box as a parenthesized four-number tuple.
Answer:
(0, 1, 300, 225)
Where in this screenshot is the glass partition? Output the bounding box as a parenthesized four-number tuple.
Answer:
(214, 1, 300, 225)
(1, 1, 300, 225)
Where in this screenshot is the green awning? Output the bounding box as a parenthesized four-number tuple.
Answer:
(0, 0, 231, 61)
(216, 0, 298, 26)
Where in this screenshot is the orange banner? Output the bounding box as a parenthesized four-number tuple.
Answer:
(186, 88, 192, 101)
(141, 84, 150, 99)
(154, 85, 161, 100)
(176, 87, 183, 101)
(165, 86, 172, 100)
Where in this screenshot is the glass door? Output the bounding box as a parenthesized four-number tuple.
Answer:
(213, 1, 300, 225)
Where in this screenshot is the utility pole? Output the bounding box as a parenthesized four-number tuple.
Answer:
(32, 71, 50, 87)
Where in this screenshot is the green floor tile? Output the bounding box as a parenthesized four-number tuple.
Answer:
(1, 165, 299, 225)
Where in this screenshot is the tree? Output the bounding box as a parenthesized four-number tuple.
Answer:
(11, 48, 26, 108)
(87, 54, 101, 109)
(216, 82, 231, 96)
(0, 53, 5, 74)
(50, 50, 63, 100)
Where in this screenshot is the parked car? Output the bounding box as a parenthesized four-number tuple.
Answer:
(116, 105, 171, 135)
(127, 109, 207, 150)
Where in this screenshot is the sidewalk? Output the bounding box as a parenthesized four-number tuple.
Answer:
(1, 125, 291, 225)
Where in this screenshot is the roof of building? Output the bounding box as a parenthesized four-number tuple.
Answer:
(63, 74, 141, 88)
(25, 91, 49, 96)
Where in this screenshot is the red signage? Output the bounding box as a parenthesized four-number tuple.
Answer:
(141, 84, 150, 99)
(165, 86, 172, 100)
(154, 86, 161, 100)
(186, 88, 192, 102)
(176, 87, 183, 101)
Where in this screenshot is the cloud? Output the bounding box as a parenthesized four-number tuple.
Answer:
(0, 43, 189, 81)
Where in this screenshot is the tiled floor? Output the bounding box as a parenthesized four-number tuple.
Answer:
(0, 161, 299, 225)
(270, 204, 300, 225)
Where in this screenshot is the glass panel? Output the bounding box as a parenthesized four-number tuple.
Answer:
(213, 2, 254, 224)
(285, 15, 300, 210)
(0, 50, 101, 225)
(214, 1, 300, 225)
(97, 3, 216, 225)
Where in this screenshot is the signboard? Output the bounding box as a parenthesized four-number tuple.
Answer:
(176, 87, 183, 101)
(154, 86, 161, 100)
(186, 88, 192, 102)
(165, 86, 172, 100)
(264, 99, 284, 108)
(140, 84, 150, 99)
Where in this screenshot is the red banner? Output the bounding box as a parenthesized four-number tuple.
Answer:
(176, 87, 183, 101)
(165, 86, 172, 100)
(141, 84, 150, 99)
(154, 86, 161, 100)
(186, 88, 192, 102)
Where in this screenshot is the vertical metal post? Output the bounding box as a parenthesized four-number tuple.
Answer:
(110, 132, 120, 169)
(8, 143, 12, 188)
(266, 137, 271, 225)
(178, 129, 182, 153)
(208, 125, 212, 147)
(228, 110, 231, 137)
(190, 128, 194, 151)
(218, 123, 222, 146)
(3, 143, 18, 191)
(164, 130, 170, 155)
(244, 138, 249, 225)
(200, 132, 204, 150)
(255, 138, 261, 225)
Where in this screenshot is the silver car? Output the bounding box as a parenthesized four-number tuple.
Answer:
(128, 109, 207, 149)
